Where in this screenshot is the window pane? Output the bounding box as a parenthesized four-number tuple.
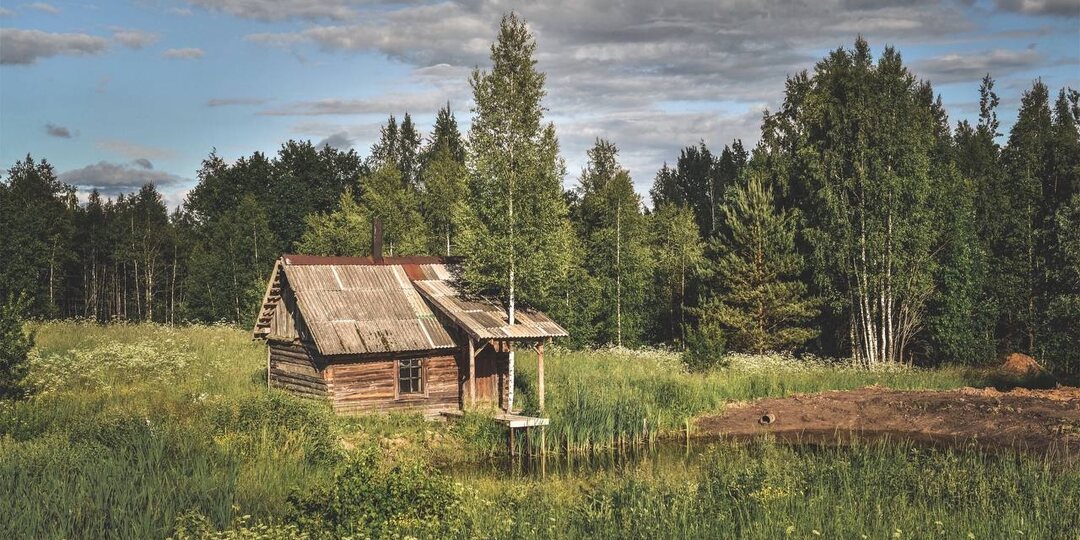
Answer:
(399, 359, 422, 394)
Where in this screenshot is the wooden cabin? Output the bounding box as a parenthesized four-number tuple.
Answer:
(251, 251, 567, 416)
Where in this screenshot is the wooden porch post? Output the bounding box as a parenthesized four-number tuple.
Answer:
(468, 337, 476, 407)
(536, 341, 545, 412)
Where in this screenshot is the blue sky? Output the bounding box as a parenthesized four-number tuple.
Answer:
(1, 0, 1077, 207)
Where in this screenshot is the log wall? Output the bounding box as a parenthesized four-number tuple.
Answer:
(325, 352, 461, 415)
(268, 341, 327, 398)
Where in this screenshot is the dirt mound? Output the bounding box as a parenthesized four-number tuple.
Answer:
(696, 386, 1080, 457)
(1000, 352, 1043, 377)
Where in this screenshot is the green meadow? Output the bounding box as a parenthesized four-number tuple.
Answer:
(1, 322, 1074, 539)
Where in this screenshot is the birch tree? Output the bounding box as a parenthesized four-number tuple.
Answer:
(575, 139, 650, 347)
(458, 12, 574, 319)
(769, 38, 941, 365)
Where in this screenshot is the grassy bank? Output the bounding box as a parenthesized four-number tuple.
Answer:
(512, 348, 994, 453)
(1, 322, 1065, 539)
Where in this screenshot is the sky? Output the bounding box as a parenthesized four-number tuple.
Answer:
(1, 0, 1078, 208)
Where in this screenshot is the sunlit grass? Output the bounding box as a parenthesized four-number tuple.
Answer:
(513, 347, 990, 453)
(1, 322, 1061, 539)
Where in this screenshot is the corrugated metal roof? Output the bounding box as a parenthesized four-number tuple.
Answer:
(283, 264, 456, 356)
(413, 280, 569, 340)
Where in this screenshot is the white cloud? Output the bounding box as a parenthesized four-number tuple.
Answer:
(187, 0, 358, 21)
(162, 47, 204, 59)
(914, 48, 1044, 83)
(59, 161, 189, 196)
(112, 28, 161, 49)
(0, 28, 108, 65)
(27, 3, 60, 14)
(260, 92, 450, 116)
(995, 0, 1079, 17)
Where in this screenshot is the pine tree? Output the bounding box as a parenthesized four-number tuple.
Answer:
(297, 188, 372, 256)
(701, 172, 817, 354)
(458, 12, 574, 319)
(576, 139, 650, 347)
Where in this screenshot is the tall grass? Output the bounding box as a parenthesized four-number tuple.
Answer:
(1, 322, 1059, 539)
(459, 438, 1079, 539)
(513, 348, 993, 453)
(0, 321, 337, 539)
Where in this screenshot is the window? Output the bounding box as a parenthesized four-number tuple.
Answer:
(398, 358, 423, 395)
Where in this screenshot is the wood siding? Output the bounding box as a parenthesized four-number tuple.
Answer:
(269, 341, 327, 397)
(325, 352, 460, 415)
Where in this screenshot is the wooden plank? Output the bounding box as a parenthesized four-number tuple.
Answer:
(468, 338, 476, 406)
(537, 341, 545, 412)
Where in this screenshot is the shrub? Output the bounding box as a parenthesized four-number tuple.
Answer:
(286, 446, 465, 539)
(0, 296, 34, 399)
(682, 319, 726, 372)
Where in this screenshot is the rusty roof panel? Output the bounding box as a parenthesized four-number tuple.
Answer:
(284, 264, 455, 355)
(413, 280, 568, 340)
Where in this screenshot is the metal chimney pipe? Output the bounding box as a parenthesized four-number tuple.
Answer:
(372, 217, 383, 262)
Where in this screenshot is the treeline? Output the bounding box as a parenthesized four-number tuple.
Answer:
(1, 17, 1077, 372)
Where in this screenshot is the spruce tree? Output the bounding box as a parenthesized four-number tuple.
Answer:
(955, 75, 1006, 360)
(398, 112, 422, 188)
(426, 103, 466, 165)
(1000, 80, 1053, 354)
(458, 12, 574, 318)
(0, 155, 76, 317)
(701, 172, 817, 354)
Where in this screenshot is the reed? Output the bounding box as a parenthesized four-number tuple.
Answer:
(513, 347, 991, 454)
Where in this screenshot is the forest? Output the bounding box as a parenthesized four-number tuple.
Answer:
(1, 16, 1078, 375)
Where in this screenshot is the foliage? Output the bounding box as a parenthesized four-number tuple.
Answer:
(458, 12, 575, 315)
(420, 144, 468, 256)
(295, 188, 371, 257)
(682, 315, 726, 372)
(649, 204, 705, 345)
(0, 155, 75, 317)
(183, 194, 275, 324)
(760, 39, 944, 365)
(702, 171, 818, 354)
(285, 447, 464, 539)
(0, 296, 34, 399)
(360, 165, 427, 256)
(574, 139, 652, 346)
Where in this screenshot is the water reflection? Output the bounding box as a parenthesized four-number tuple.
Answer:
(444, 440, 712, 480)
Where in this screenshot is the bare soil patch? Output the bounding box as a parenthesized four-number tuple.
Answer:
(696, 386, 1080, 457)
